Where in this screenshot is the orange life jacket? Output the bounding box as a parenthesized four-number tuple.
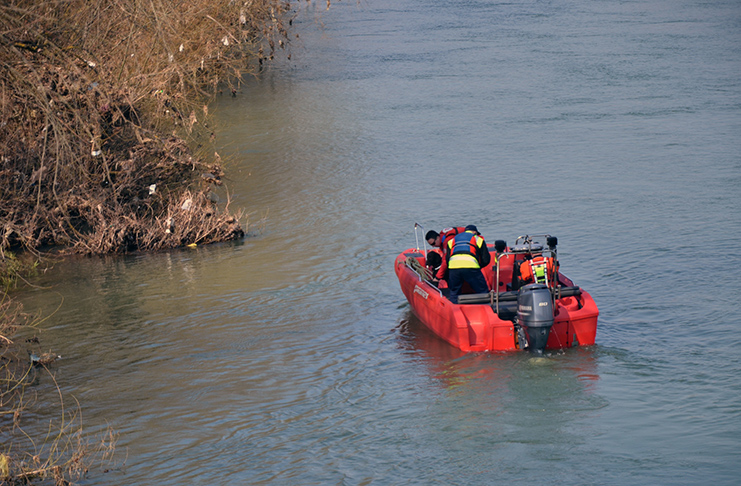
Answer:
(520, 256, 556, 286)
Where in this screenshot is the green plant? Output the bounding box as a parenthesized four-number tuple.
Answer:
(0, 252, 39, 293)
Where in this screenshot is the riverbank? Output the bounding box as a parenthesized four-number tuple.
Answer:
(1, 0, 301, 256)
(1, 1, 309, 482)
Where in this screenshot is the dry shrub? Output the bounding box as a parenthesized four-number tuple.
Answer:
(70, 188, 245, 254)
(0, 0, 300, 254)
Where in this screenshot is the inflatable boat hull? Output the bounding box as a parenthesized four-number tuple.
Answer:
(394, 249, 599, 353)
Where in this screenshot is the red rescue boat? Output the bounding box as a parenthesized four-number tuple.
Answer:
(394, 232, 599, 354)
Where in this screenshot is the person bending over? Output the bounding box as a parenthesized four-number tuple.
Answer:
(439, 225, 490, 303)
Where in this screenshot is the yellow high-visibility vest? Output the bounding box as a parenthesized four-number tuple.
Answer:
(447, 231, 484, 269)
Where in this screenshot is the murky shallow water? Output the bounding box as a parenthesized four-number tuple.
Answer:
(13, 0, 741, 484)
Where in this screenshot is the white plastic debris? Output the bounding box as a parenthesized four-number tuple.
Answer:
(149, 184, 156, 195)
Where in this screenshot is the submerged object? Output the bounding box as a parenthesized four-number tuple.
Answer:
(30, 351, 61, 366)
(394, 233, 598, 354)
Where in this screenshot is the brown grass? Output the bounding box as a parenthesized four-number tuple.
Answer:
(1, 0, 300, 255)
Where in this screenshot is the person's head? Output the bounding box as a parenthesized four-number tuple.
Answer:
(426, 251, 442, 269)
(465, 224, 479, 235)
(425, 230, 441, 247)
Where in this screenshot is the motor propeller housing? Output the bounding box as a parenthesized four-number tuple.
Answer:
(517, 283, 554, 354)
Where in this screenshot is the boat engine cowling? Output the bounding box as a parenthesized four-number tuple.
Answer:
(517, 283, 554, 354)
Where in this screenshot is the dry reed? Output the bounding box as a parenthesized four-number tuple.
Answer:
(1, 0, 300, 255)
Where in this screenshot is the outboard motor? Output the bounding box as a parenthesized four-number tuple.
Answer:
(517, 283, 554, 354)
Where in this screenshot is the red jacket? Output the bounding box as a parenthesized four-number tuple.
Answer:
(439, 227, 466, 248)
(433, 227, 465, 280)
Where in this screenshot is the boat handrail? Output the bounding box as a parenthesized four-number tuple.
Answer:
(413, 222, 428, 257)
(514, 234, 552, 246)
(458, 287, 580, 305)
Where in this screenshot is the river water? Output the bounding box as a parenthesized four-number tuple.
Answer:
(13, 0, 741, 484)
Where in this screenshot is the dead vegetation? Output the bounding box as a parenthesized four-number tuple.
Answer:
(0, 298, 119, 485)
(0, 0, 302, 256)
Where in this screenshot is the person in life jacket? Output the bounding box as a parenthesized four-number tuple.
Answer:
(426, 227, 467, 251)
(425, 227, 466, 285)
(519, 255, 557, 287)
(438, 225, 491, 303)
